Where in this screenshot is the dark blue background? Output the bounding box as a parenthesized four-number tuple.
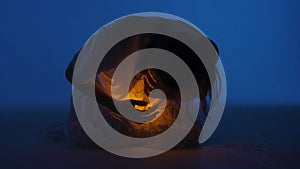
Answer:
(1, 0, 299, 109)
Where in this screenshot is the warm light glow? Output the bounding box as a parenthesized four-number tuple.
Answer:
(98, 71, 162, 112)
(128, 77, 152, 111)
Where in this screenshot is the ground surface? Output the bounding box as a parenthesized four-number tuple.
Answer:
(0, 106, 299, 169)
